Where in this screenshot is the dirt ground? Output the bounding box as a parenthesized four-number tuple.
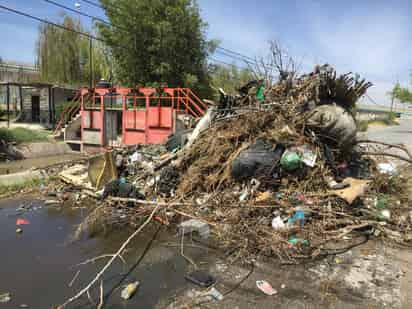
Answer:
(157, 238, 412, 309)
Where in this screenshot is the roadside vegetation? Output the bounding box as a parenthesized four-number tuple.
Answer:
(0, 127, 49, 144)
(357, 112, 399, 132)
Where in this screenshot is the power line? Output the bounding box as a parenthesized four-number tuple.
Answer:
(43, 0, 266, 69)
(0, 4, 102, 42)
(364, 94, 388, 109)
(80, 0, 105, 9)
(77, 0, 269, 67)
(0, 3, 266, 79)
(81, 0, 124, 13)
(43, 0, 111, 27)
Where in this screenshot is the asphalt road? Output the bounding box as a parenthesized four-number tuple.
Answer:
(366, 119, 412, 150)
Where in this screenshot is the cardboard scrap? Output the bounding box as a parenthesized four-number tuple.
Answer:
(331, 177, 370, 204)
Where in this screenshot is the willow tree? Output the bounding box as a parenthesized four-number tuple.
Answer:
(98, 0, 215, 97)
(36, 15, 109, 85)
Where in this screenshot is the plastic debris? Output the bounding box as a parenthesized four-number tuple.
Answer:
(121, 281, 140, 300)
(288, 237, 309, 246)
(231, 141, 284, 180)
(185, 270, 216, 287)
(44, 200, 61, 205)
(256, 280, 277, 296)
(179, 219, 210, 239)
(256, 85, 265, 101)
(239, 190, 249, 202)
(208, 287, 224, 301)
(16, 218, 30, 226)
(299, 145, 317, 167)
(129, 151, 143, 163)
(280, 150, 301, 171)
(377, 162, 397, 176)
(0, 293, 11, 303)
(306, 104, 357, 148)
(377, 209, 391, 221)
(375, 196, 387, 209)
(287, 209, 305, 227)
(327, 177, 350, 190)
(271, 216, 286, 230)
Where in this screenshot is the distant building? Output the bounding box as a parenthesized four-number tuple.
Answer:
(0, 61, 77, 128)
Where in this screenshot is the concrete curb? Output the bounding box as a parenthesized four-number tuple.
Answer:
(17, 142, 74, 159)
(0, 170, 45, 187)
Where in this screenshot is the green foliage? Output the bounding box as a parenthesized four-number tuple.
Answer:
(391, 83, 412, 104)
(98, 0, 214, 97)
(36, 15, 109, 85)
(209, 64, 255, 99)
(0, 128, 49, 144)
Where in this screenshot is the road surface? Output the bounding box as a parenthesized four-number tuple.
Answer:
(366, 119, 412, 150)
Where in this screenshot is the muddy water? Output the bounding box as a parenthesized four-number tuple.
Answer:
(0, 199, 207, 308)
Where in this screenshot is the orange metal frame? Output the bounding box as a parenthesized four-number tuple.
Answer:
(80, 86, 207, 148)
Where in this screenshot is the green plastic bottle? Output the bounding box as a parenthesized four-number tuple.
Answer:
(280, 151, 302, 171)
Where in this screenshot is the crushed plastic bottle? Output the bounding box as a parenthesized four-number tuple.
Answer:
(121, 281, 140, 300)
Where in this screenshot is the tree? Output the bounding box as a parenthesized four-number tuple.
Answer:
(392, 82, 412, 104)
(98, 0, 214, 97)
(36, 14, 108, 85)
(209, 64, 255, 97)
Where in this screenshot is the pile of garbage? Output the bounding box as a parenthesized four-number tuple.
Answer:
(170, 64, 411, 261)
(69, 64, 412, 263)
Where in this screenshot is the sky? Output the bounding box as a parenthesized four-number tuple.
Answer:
(0, 0, 411, 106)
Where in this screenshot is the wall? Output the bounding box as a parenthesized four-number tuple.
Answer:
(21, 87, 50, 124)
(0, 64, 40, 83)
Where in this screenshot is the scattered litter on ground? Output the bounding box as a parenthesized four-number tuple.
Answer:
(121, 281, 140, 300)
(16, 63, 412, 309)
(16, 218, 30, 225)
(179, 219, 210, 239)
(0, 292, 11, 303)
(208, 287, 224, 301)
(44, 200, 61, 205)
(185, 270, 216, 287)
(256, 280, 277, 296)
(377, 162, 398, 176)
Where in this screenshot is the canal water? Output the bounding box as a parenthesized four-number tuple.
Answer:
(0, 198, 211, 308)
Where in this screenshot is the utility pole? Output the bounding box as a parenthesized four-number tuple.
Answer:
(89, 38, 93, 88)
(391, 79, 399, 114)
(6, 83, 10, 128)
